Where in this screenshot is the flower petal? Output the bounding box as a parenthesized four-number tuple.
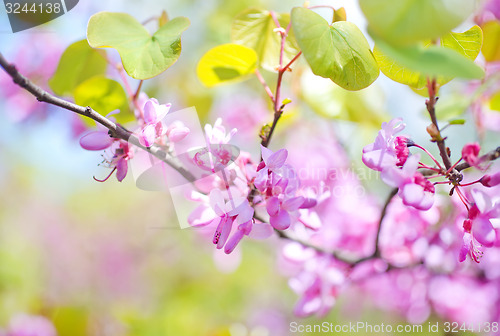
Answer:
(79, 131, 113, 151)
(140, 124, 156, 147)
(283, 196, 305, 211)
(267, 149, 288, 169)
(116, 158, 128, 182)
(473, 217, 496, 247)
(270, 209, 291, 230)
(248, 223, 274, 239)
(459, 232, 472, 262)
(224, 229, 245, 254)
(143, 99, 158, 124)
(168, 126, 190, 143)
(266, 197, 280, 217)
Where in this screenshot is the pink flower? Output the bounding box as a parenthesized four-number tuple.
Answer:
(254, 146, 314, 230)
(459, 188, 500, 263)
(254, 146, 295, 194)
(6, 314, 56, 336)
(462, 142, 481, 168)
(362, 118, 407, 171)
(483, 0, 500, 21)
(480, 171, 500, 187)
(139, 98, 172, 147)
(196, 189, 255, 254)
(205, 118, 237, 144)
(166, 121, 190, 143)
(459, 231, 484, 263)
(79, 111, 132, 182)
(284, 244, 347, 317)
(266, 196, 305, 230)
(381, 154, 435, 210)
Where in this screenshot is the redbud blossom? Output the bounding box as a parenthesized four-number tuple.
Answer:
(459, 189, 500, 263)
(79, 110, 132, 182)
(139, 98, 171, 147)
(480, 171, 500, 187)
(6, 314, 56, 336)
(462, 142, 481, 168)
(381, 155, 435, 211)
(362, 118, 406, 171)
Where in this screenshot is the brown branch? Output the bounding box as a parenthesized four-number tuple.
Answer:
(0, 53, 196, 182)
(426, 79, 453, 170)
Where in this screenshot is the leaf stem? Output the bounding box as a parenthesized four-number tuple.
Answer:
(255, 70, 275, 103)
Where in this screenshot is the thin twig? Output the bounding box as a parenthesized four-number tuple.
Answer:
(133, 80, 144, 100)
(426, 78, 453, 171)
(0, 53, 196, 182)
(255, 70, 275, 103)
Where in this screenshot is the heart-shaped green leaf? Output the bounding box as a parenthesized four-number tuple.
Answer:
(375, 26, 483, 88)
(74, 76, 133, 126)
(197, 44, 258, 87)
(291, 7, 379, 91)
(87, 12, 190, 80)
(49, 39, 107, 96)
(231, 8, 300, 72)
(360, 0, 473, 45)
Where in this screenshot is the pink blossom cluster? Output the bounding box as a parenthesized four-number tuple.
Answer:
(0, 314, 57, 336)
(187, 119, 323, 254)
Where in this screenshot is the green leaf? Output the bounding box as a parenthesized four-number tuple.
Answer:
(449, 119, 466, 125)
(196, 43, 258, 87)
(482, 20, 500, 62)
(375, 26, 483, 88)
(441, 26, 483, 61)
(375, 38, 485, 80)
(374, 44, 427, 89)
(291, 7, 379, 91)
(490, 91, 500, 111)
(87, 12, 190, 79)
(359, 0, 473, 45)
(74, 76, 133, 126)
(231, 8, 300, 72)
(49, 40, 107, 96)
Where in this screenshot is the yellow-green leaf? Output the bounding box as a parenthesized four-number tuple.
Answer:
(374, 45, 427, 89)
(490, 91, 500, 111)
(482, 20, 500, 62)
(74, 76, 133, 126)
(49, 40, 107, 96)
(333, 7, 347, 22)
(197, 44, 258, 87)
(231, 8, 300, 72)
(441, 25, 483, 61)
